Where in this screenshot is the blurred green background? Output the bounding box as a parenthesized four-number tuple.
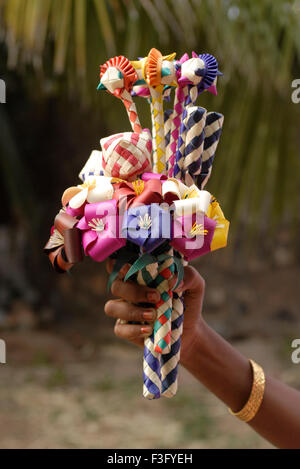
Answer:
(0, 0, 299, 449)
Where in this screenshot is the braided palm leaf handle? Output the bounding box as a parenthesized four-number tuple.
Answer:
(134, 247, 184, 399)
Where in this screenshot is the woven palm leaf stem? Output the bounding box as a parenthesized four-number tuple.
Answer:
(143, 334, 163, 399)
(120, 89, 142, 133)
(160, 251, 185, 397)
(198, 111, 224, 188)
(168, 86, 189, 178)
(109, 244, 163, 399)
(164, 108, 174, 168)
(135, 248, 175, 355)
(160, 292, 184, 397)
(173, 95, 194, 179)
(185, 84, 199, 107)
(149, 85, 166, 174)
(173, 82, 201, 179)
(150, 100, 157, 171)
(182, 106, 207, 186)
(141, 250, 184, 399)
(134, 246, 175, 399)
(173, 112, 187, 179)
(153, 253, 175, 354)
(136, 260, 163, 399)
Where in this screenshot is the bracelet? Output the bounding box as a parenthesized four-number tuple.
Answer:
(229, 359, 265, 422)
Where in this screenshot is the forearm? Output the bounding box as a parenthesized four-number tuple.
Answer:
(181, 321, 300, 448)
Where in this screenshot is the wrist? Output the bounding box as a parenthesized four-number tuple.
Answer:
(180, 320, 253, 412)
(180, 318, 207, 368)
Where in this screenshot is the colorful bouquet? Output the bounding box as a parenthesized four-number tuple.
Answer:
(45, 49, 229, 399)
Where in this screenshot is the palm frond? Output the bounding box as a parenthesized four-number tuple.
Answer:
(0, 0, 299, 251)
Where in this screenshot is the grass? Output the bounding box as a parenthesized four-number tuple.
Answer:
(94, 375, 141, 396)
(278, 335, 297, 363)
(49, 408, 63, 423)
(83, 407, 100, 422)
(32, 350, 52, 367)
(94, 376, 116, 393)
(46, 367, 68, 388)
(165, 393, 214, 441)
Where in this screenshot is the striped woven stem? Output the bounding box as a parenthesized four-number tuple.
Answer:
(164, 109, 173, 168)
(121, 89, 142, 134)
(149, 85, 166, 174)
(153, 255, 175, 354)
(173, 108, 187, 179)
(160, 292, 184, 397)
(182, 106, 207, 186)
(173, 83, 202, 179)
(186, 85, 199, 107)
(168, 86, 188, 178)
(143, 332, 162, 399)
(150, 100, 157, 171)
(142, 254, 185, 400)
(198, 111, 224, 188)
(135, 260, 161, 399)
(135, 247, 176, 399)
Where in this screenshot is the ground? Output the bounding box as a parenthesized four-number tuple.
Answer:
(0, 325, 298, 449)
(0, 256, 299, 449)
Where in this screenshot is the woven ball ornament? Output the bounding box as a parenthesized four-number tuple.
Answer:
(100, 130, 152, 180)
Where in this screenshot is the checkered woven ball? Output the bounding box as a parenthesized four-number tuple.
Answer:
(100, 130, 152, 181)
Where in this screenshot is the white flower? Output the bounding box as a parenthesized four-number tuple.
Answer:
(61, 176, 114, 209)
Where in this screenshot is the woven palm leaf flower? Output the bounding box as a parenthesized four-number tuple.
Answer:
(44, 210, 82, 273)
(122, 203, 171, 253)
(61, 175, 114, 209)
(171, 214, 216, 261)
(77, 199, 125, 262)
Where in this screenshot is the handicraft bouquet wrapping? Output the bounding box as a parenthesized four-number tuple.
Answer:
(44, 49, 229, 400)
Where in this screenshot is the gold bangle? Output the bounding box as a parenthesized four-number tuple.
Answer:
(229, 359, 265, 423)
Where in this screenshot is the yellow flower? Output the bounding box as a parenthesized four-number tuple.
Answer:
(206, 198, 230, 251)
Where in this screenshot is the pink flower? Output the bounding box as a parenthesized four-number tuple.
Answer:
(77, 200, 125, 262)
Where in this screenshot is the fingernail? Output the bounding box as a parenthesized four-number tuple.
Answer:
(143, 311, 156, 321)
(147, 292, 159, 303)
(141, 326, 152, 336)
(120, 264, 130, 276)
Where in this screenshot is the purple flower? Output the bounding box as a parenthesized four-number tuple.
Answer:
(122, 203, 171, 252)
